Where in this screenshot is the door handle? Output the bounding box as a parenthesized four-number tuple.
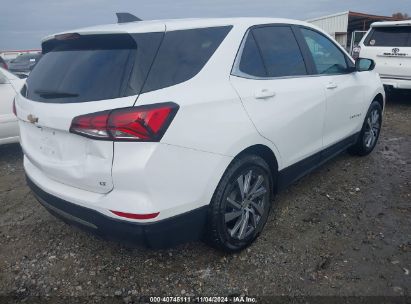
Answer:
(255, 88, 276, 99)
(326, 82, 338, 90)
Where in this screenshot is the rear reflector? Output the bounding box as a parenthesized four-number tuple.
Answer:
(110, 210, 160, 220)
(70, 102, 179, 141)
(13, 99, 17, 116)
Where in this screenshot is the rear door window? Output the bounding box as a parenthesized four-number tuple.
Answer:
(236, 26, 307, 78)
(238, 32, 267, 77)
(142, 26, 232, 93)
(253, 26, 307, 77)
(26, 33, 164, 103)
(365, 26, 411, 47)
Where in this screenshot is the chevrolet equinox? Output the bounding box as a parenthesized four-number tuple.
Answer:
(15, 17, 385, 251)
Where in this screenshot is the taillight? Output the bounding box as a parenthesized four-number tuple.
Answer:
(70, 102, 179, 141)
(55, 33, 81, 41)
(13, 99, 17, 116)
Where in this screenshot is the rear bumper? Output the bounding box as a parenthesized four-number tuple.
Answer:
(27, 176, 208, 249)
(380, 77, 411, 90)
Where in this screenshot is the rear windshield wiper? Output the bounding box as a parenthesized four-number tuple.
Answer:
(34, 89, 79, 99)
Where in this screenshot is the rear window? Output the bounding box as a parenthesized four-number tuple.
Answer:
(26, 26, 231, 103)
(26, 33, 163, 103)
(12, 53, 41, 63)
(141, 26, 232, 93)
(365, 26, 411, 47)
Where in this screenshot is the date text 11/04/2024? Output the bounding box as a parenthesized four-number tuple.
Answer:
(149, 296, 257, 303)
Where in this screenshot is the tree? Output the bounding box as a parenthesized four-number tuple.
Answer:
(392, 12, 410, 20)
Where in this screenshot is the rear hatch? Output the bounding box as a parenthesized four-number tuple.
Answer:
(361, 25, 411, 79)
(17, 26, 165, 194)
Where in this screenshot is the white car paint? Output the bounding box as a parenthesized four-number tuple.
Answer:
(0, 68, 24, 145)
(15, 18, 384, 235)
(359, 20, 411, 90)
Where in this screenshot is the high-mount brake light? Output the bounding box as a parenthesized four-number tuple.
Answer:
(70, 102, 179, 142)
(55, 33, 81, 41)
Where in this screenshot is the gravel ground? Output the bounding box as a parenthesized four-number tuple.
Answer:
(0, 91, 410, 303)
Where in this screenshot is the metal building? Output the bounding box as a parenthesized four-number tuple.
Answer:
(306, 11, 399, 53)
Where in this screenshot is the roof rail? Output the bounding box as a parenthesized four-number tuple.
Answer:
(116, 13, 142, 24)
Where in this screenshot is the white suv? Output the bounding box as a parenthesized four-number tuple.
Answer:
(359, 20, 411, 90)
(15, 17, 385, 251)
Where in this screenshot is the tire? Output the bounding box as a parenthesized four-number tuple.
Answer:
(348, 101, 382, 156)
(206, 154, 274, 252)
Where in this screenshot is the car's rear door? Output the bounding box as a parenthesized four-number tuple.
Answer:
(16, 26, 165, 194)
(230, 25, 326, 170)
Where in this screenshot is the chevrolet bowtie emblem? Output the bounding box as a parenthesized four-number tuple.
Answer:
(27, 114, 39, 124)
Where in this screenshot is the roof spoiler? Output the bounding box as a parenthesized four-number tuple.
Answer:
(116, 12, 142, 24)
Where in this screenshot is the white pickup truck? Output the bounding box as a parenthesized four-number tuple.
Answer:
(359, 20, 411, 90)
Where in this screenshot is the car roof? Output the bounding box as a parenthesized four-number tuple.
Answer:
(371, 20, 411, 28)
(42, 17, 312, 42)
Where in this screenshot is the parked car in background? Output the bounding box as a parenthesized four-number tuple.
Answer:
(8, 53, 42, 78)
(16, 17, 384, 251)
(359, 20, 411, 91)
(0, 68, 24, 145)
(0, 56, 8, 70)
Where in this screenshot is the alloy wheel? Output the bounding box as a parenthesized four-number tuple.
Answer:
(224, 169, 269, 240)
(364, 109, 381, 149)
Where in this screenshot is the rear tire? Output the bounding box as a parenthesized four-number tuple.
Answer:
(348, 101, 382, 156)
(206, 155, 274, 252)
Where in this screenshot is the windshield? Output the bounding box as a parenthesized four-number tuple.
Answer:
(25, 33, 164, 103)
(365, 26, 411, 47)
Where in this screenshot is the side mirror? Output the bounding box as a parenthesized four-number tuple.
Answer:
(356, 58, 376, 72)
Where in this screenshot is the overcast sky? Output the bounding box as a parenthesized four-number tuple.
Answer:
(1, 0, 410, 50)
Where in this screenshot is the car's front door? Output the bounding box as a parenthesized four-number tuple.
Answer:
(298, 27, 367, 150)
(0, 70, 19, 141)
(230, 25, 327, 171)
